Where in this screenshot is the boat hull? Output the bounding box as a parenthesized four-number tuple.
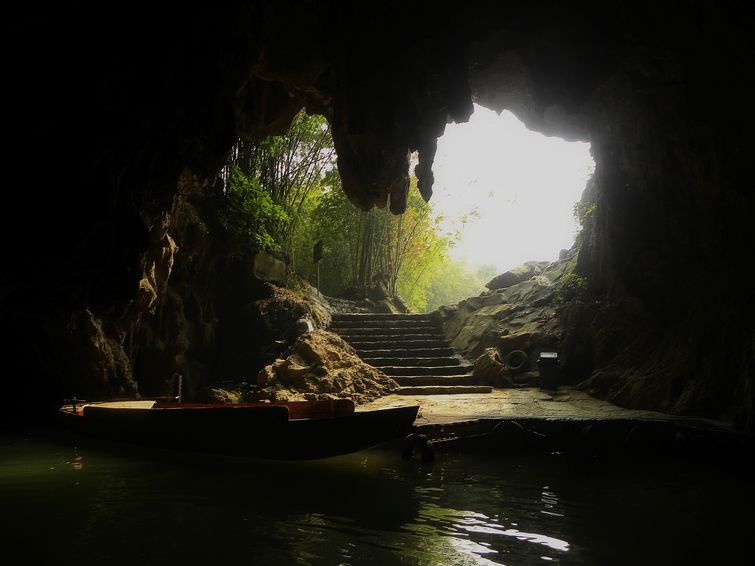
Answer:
(59, 402, 419, 460)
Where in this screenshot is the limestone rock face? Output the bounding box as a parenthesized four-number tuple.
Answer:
(438, 259, 567, 361)
(64, 309, 138, 399)
(257, 330, 400, 404)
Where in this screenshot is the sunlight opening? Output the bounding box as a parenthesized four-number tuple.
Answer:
(431, 104, 594, 275)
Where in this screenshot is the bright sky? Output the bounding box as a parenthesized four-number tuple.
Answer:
(428, 105, 594, 274)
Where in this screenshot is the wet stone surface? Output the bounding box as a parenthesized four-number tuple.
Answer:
(359, 387, 752, 462)
(358, 387, 722, 426)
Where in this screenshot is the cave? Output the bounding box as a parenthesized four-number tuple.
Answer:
(4, 1, 753, 435)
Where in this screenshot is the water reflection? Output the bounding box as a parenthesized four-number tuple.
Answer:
(540, 486, 563, 518)
(402, 462, 572, 564)
(1, 432, 753, 565)
(406, 502, 570, 562)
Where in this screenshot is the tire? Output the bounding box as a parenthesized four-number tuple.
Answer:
(504, 350, 529, 373)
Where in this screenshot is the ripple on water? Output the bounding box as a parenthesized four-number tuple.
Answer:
(1, 432, 753, 565)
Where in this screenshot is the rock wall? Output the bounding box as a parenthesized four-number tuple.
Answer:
(130, 173, 333, 400)
(438, 258, 572, 367)
(563, 12, 754, 429)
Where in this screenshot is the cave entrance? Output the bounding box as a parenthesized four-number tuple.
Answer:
(430, 104, 594, 281)
(214, 105, 593, 315)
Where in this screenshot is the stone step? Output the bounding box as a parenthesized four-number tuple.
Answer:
(330, 314, 486, 395)
(393, 375, 477, 386)
(342, 333, 445, 342)
(397, 385, 493, 395)
(332, 313, 434, 321)
(348, 339, 449, 350)
(360, 356, 461, 367)
(377, 364, 475, 376)
(330, 319, 438, 329)
(335, 326, 443, 337)
(355, 347, 455, 358)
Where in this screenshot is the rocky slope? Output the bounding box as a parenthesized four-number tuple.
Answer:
(436, 256, 573, 384)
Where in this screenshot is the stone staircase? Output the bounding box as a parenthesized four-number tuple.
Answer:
(330, 313, 492, 395)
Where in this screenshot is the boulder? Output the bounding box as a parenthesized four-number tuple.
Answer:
(254, 283, 331, 343)
(257, 330, 400, 404)
(252, 251, 287, 284)
(473, 348, 514, 388)
(437, 257, 570, 360)
(485, 262, 549, 290)
(494, 276, 554, 305)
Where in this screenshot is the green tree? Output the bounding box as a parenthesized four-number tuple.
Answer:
(219, 110, 335, 264)
(305, 173, 455, 310)
(217, 165, 289, 253)
(216, 109, 491, 312)
(422, 259, 489, 311)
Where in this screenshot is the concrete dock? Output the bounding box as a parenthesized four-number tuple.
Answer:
(359, 387, 728, 427)
(358, 388, 750, 460)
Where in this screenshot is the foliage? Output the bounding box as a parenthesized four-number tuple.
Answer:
(573, 201, 597, 230)
(556, 272, 588, 302)
(218, 109, 334, 259)
(422, 260, 491, 312)
(218, 165, 289, 253)
(304, 173, 457, 311)
(572, 200, 597, 247)
(215, 109, 492, 312)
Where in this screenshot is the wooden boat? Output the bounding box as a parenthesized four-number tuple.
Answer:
(58, 398, 419, 460)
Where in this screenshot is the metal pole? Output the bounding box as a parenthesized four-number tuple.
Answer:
(176, 374, 183, 403)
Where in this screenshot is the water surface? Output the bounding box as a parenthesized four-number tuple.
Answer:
(1, 430, 752, 565)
